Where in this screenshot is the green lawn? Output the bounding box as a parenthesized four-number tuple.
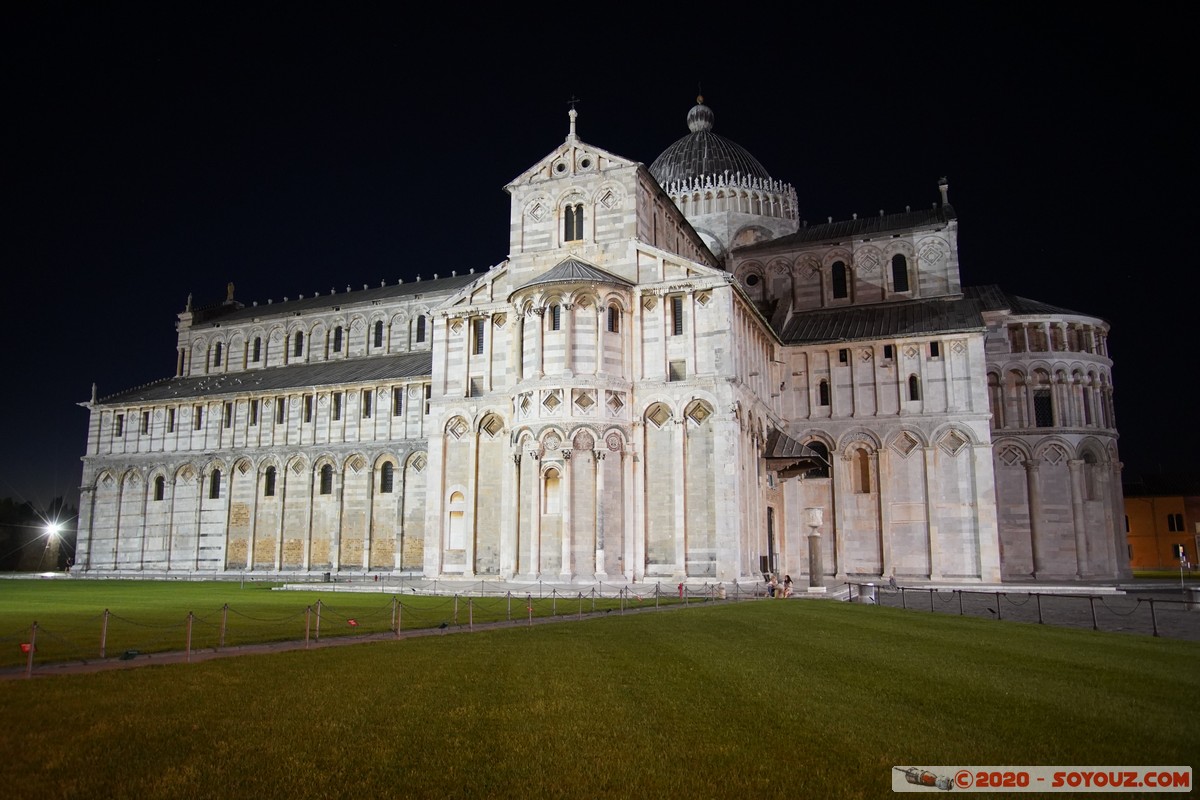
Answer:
(0, 580, 686, 669)
(0, 593, 1196, 799)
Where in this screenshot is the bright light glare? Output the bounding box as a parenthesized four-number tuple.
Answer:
(45, 522, 62, 538)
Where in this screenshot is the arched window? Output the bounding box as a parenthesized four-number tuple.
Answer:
(373, 321, 384, 348)
(908, 374, 921, 401)
(333, 326, 343, 353)
(380, 462, 394, 494)
(818, 379, 830, 406)
(264, 466, 276, 497)
(213, 342, 223, 367)
(544, 469, 561, 514)
(805, 441, 830, 479)
(563, 203, 583, 242)
(447, 491, 466, 549)
(293, 333, 304, 358)
(415, 315, 426, 344)
(549, 304, 561, 331)
(607, 304, 620, 333)
(252, 337, 262, 363)
(319, 464, 333, 495)
(854, 449, 871, 494)
(209, 469, 222, 500)
(831, 261, 848, 299)
(891, 254, 910, 293)
(153, 476, 165, 501)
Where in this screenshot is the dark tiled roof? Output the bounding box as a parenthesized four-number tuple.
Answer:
(649, 102, 772, 186)
(737, 206, 956, 254)
(193, 273, 479, 328)
(515, 258, 632, 292)
(98, 353, 433, 406)
(967, 285, 1088, 317)
(779, 295, 985, 344)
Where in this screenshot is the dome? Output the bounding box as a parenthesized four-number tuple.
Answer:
(649, 97, 772, 187)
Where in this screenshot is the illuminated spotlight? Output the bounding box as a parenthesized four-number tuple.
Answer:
(44, 522, 63, 538)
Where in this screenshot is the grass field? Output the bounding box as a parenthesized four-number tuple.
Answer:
(0, 583, 1197, 799)
(0, 580, 687, 670)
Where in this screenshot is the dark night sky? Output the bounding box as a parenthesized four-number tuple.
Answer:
(2, 6, 1193, 512)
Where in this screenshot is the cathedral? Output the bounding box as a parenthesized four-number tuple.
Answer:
(74, 99, 1131, 585)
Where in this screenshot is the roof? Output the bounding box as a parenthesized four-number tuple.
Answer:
(514, 257, 633, 293)
(191, 273, 479, 328)
(779, 295, 986, 344)
(97, 352, 433, 406)
(737, 206, 957, 255)
(649, 99, 772, 186)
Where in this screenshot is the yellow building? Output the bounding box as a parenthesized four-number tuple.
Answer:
(1123, 476, 1200, 570)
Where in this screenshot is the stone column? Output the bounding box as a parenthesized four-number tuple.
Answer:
(923, 446, 941, 579)
(594, 450, 607, 579)
(562, 303, 574, 377)
(560, 450, 573, 580)
(805, 507, 824, 591)
(1024, 459, 1044, 577)
(533, 309, 545, 378)
(1068, 459, 1089, 578)
(674, 418, 688, 578)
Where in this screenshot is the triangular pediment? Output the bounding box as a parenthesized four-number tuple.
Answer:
(507, 136, 639, 188)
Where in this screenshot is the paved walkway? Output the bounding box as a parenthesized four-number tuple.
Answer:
(847, 583, 1200, 641)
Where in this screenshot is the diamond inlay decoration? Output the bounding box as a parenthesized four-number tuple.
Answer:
(348, 456, 366, 472)
(951, 340, 966, 354)
(860, 349, 873, 362)
(450, 320, 463, 335)
(686, 402, 711, 425)
(999, 446, 1024, 467)
(642, 296, 657, 311)
(519, 394, 532, 416)
(891, 432, 919, 458)
(1043, 445, 1067, 466)
(290, 462, 305, 475)
(481, 416, 502, 437)
(448, 418, 469, 440)
(647, 404, 671, 428)
(599, 190, 617, 209)
(411, 455, 426, 473)
(606, 391, 624, 414)
(938, 430, 969, 456)
(904, 346, 918, 359)
(696, 291, 711, 307)
(574, 391, 595, 411)
(543, 391, 561, 412)
(529, 202, 547, 221)
(237, 461, 251, 475)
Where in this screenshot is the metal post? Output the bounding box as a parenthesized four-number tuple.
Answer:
(655, 583, 660, 609)
(220, 603, 228, 649)
(1036, 593, 1043, 625)
(507, 592, 512, 621)
(397, 601, 403, 635)
(591, 588, 596, 613)
(1089, 596, 1098, 631)
(526, 593, 533, 627)
(454, 594, 459, 626)
(1149, 598, 1158, 637)
(578, 592, 583, 620)
(930, 589, 935, 613)
(315, 599, 322, 643)
(900, 588, 906, 610)
(186, 612, 193, 663)
(552, 590, 557, 618)
(25, 622, 37, 679)
(996, 592, 1002, 621)
(101, 609, 109, 659)
(469, 597, 474, 631)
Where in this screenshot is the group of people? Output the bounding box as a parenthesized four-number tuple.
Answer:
(766, 574, 793, 598)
